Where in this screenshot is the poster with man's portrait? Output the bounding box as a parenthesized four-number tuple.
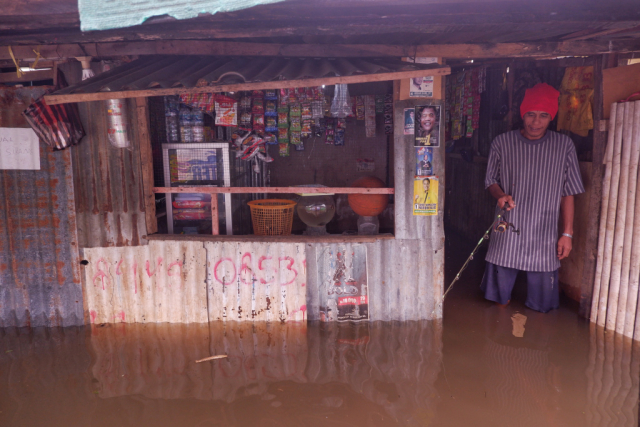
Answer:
(403, 108, 415, 135)
(415, 147, 433, 176)
(409, 76, 434, 98)
(414, 105, 441, 147)
(413, 176, 438, 216)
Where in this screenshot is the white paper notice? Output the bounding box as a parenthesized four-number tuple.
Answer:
(0, 128, 40, 170)
(409, 76, 434, 98)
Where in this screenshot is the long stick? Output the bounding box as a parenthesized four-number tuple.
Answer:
(195, 355, 227, 363)
(438, 208, 506, 306)
(616, 101, 640, 335)
(591, 103, 618, 323)
(627, 101, 640, 338)
(596, 102, 626, 327)
(607, 102, 635, 331)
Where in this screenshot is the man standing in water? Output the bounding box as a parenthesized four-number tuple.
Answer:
(482, 83, 585, 313)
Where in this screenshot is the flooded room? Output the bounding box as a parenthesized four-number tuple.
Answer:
(1, 0, 640, 425)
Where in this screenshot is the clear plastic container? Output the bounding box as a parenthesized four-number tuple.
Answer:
(357, 215, 379, 235)
(179, 107, 193, 143)
(192, 109, 204, 143)
(165, 110, 179, 143)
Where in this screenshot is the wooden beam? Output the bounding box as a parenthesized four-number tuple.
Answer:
(135, 97, 157, 235)
(3, 39, 640, 64)
(0, 69, 53, 83)
(144, 233, 396, 243)
(153, 187, 395, 195)
(44, 66, 451, 105)
(579, 54, 607, 319)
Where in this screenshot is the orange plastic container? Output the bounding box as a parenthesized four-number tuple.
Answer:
(247, 199, 297, 235)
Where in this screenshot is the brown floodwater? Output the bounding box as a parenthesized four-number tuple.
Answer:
(1, 245, 639, 426)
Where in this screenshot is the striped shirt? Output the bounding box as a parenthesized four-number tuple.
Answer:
(484, 130, 585, 272)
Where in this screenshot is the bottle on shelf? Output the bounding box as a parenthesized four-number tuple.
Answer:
(164, 96, 179, 143)
(179, 106, 193, 143)
(192, 109, 204, 143)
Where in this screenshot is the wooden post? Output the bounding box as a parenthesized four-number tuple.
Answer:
(135, 97, 158, 235)
(618, 100, 640, 336)
(581, 55, 608, 319)
(595, 102, 626, 326)
(606, 102, 636, 331)
(211, 195, 219, 235)
(626, 102, 640, 338)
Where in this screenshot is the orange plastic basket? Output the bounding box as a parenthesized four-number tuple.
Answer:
(247, 199, 297, 236)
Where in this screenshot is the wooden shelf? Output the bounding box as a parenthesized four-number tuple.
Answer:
(144, 233, 395, 244)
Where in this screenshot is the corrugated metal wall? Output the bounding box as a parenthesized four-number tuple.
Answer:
(307, 239, 440, 321)
(81, 240, 307, 323)
(390, 99, 445, 319)
(0, 87, 83, 327)
(72, 99, 147, 247)
(205, 241, 307, 322)
(81, 241, 208, 324)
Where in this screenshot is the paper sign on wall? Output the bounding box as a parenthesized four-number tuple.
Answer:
(415, 147, 433, 176)
(409, 76, 434, 98)
(0, 128, 40, 170)
(413, 176, 439, 216)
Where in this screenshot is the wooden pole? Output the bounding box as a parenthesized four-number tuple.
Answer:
(580, 55, 605, 318)
(6, 40, 640, 63)
(627, 101, 640, 338)
(615, 100, 640, 335)
(135, 97, 158, 235)
(595, 102, 625, 327)
(211, 195, 219, 236)
(606, 102, 635, 331)
(591, 103, 618, 324)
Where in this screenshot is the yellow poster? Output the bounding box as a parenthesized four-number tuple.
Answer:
(413, 176, 438, 216)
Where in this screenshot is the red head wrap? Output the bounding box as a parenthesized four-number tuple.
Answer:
(519, 83, 560, 119)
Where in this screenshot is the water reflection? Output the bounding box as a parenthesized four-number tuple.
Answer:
(586, 324, 640, 427)
(0, 316, 638, 426)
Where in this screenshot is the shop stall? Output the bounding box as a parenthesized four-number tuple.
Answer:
(41, 56, 450, 324)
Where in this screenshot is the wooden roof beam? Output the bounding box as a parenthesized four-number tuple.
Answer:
(44, 66, 451, 105)
(2, 39, 640, 63)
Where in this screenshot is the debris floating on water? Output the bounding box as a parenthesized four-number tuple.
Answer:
(195, 355, 227, 363)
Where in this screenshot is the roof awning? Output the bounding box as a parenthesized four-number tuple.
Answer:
(45, 56, 451, 105)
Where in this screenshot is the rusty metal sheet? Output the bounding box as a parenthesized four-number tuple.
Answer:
(54, 56, 446, 96)
(72, 99, 147, 248)
(0, 87, 83, 327)
(81, 240, 208, 324)
(205, 241, 307, 322)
